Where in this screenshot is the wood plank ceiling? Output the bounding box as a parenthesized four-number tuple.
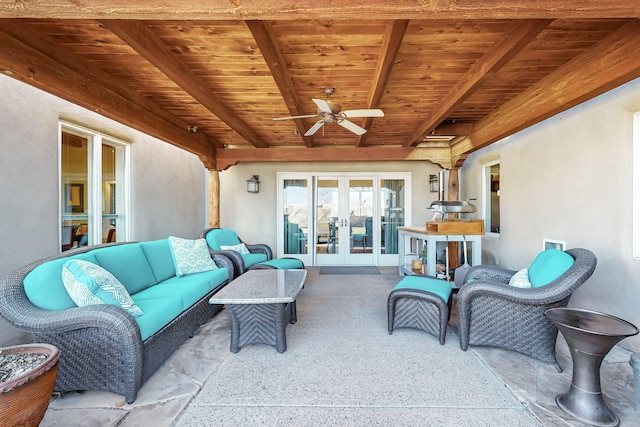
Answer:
(1, 1, 640, 170)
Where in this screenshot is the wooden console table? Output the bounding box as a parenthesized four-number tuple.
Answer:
(397, 226, 482, 278)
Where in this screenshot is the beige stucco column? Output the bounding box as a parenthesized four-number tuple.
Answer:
(208, 170, 220, 228)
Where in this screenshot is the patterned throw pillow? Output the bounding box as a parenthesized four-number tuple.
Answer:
(220, 242, 250, 255)
(168, 236, 217, 277)
(61, 259, 144, 316)
(508, 268, 532, 288)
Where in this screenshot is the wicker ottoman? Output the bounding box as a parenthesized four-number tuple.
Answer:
(387, 276, 453, 345)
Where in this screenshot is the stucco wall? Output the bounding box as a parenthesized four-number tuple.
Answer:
(460, 77, 640, 352)
(0, 74, 207, 346)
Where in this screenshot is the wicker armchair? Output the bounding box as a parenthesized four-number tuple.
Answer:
(456, 248, 597, 371)
(198, 228, 304, 278)
(198, 228, 273, 277)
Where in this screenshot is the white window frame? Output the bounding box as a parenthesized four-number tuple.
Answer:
(59, 121, 131, 248)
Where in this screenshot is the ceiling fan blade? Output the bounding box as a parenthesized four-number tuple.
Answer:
(341, 109, 384, 118)
(304, 120, 325, 136)
(312, 98, 333, 113)
(272, 114, 320, 121)
(338, 119, 367, 135)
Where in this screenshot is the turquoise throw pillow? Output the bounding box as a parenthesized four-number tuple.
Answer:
(61, 259, 144, 316)
(168, 236, 218, 277)
(528, 249, 574, 288)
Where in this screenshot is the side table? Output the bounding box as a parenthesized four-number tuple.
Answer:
(545, 307, 638, 427)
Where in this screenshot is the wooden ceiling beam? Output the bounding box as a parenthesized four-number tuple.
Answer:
(405, 19, 551, 147)
(216, 146, 453, 170)
(102, 19, 269, 148)
(0, 20, 221, 149)
(1, 1, 639, 20)
(453, 19, 640, 158)
(357, 19, 408, 147)
(246, 20, 312, 147)
(0, 28, 217, 168)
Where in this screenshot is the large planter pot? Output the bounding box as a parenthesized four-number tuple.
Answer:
(0, 343, 60, 427)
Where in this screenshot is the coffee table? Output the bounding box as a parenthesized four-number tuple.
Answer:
(209, 269, 307, 353)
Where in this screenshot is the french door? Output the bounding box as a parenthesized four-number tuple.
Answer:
(278, 172, 410, 267)
(315, 176, 375, 265)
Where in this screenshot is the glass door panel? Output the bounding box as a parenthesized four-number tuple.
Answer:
(348, 178, 374, 262)
(380, 179, 406, 255)
(283, 179, 309, 256)
(315, 178, 340, 264)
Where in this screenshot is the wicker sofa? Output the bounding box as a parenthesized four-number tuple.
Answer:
(0, 239, 234, 403)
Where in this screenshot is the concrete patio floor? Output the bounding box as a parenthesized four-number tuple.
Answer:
(40, 267, 640, 426)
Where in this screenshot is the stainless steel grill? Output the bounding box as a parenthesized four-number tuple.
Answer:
(429, 200, 476, 222)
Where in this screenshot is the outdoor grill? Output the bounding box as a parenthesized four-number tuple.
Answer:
(429, 200, 476, 222)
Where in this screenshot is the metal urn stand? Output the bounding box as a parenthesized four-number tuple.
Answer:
(545, 308, 639, 427)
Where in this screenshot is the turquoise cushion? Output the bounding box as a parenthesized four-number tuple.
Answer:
(24, 252, 99, 310)
(204, 229, 241, 251)
(140, 239, 176, 282)
(94, 245, 157, 294)
(168, 236, 217, 277)
(61, 259, 143, 316)
(393, 276, 452, 302)
(134, 268, 227, 310)
(132, 297, 184, 340)
(258, 258, 304, 269)
(528, 249, 575, 288)
(242, 252, 268, 267)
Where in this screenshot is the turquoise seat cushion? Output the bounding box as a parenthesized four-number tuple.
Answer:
(242, 253, 268, 267)
(258, 258, 304, 269)
(132, 297, 184, 340)
(134, 268, 228, 311)
(61, 259, 143, 317)
(528, 249, 574, 288)
(393, 276, 452, 302)
(204, 229, 241, 251)
(140, 239, 176, 282)
(94, 245, 157, 294)
(24, 252, 99, 311)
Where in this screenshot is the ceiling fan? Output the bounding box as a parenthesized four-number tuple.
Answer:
(272, 88, 384, 136)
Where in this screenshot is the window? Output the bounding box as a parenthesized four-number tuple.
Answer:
(483, 161, 500, 234)
(60, 122, 129, 251)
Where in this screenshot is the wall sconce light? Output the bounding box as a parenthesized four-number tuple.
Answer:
(246, 175, 260, 193)
(429, 174, 439, 192)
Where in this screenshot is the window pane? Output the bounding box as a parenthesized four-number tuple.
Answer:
(102, 143, 119, 243)
(61, 131, 89, 251)
(484, 162, 500, 233)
